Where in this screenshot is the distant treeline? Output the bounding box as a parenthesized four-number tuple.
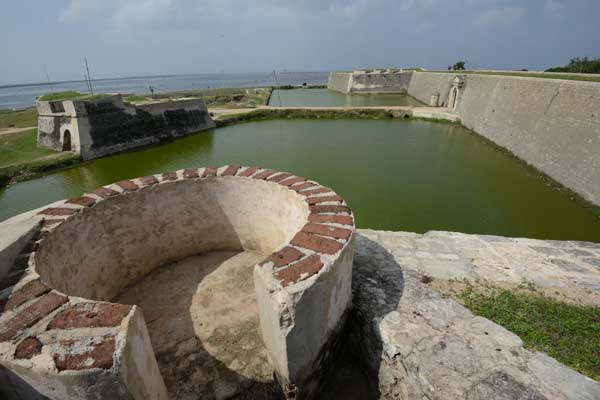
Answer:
(546, 57, 600, 74)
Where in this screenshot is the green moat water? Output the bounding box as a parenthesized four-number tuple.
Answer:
(269, 89, 423, 107)
(1, 119, 600, 242)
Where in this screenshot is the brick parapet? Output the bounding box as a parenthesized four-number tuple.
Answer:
(0, 166, 355, 398)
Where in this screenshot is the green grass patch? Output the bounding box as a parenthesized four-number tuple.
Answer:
(0, 129, 57, 167)
(38, 91, 108, 101)
(0, 128, 81, 188)
(123, 95, 151, 103)
(459, 284, 600, 380)
(0, 153, 81, 187)
(215, 108, 398, 127)
(0, 108, 37, 128)
(38, 91, 85, 101)
(152, 87, 273, 109)
(427, 70, 600, 83)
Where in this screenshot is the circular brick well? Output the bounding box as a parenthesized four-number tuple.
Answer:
(1, 166, 355, 399)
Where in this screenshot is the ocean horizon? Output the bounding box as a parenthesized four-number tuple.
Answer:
(0, 71, 329, 110)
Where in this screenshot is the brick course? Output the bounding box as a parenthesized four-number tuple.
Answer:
(0, 165, 354, 388)
(115, 180, 139, 192)
(15, 337, 42, 359)
(183, 168, 199, 179)
(140, 175, 159, 186)
(48, 303, 132, 330)
(276, 255, 324, 287)
(92, 187, 118, 198)
(291, 232, 344, 255)
(66, 196, 97, 207)
(53, 336, 115, 371)
(0, 292, 68, 342)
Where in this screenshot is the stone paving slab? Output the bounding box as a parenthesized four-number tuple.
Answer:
(360, 229, 600, 304)
(353, 230, 600, 400)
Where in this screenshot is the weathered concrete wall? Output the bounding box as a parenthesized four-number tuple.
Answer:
(1, 166, 355, 399)
(36, 96, 216, 160)
(407, 72, 600, 207)
(407, 72, 457, 106)
(35, 176, 308, 301)
(327, 72, 352, 93)
(327, 71, 412, 93)
(350, 71, 412, 93)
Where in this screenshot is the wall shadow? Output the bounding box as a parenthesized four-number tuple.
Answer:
(116, 250, 283, 400)
(318, 234, 405, 399)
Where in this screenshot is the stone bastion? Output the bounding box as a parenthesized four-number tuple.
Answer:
(0, 166, 355, 399)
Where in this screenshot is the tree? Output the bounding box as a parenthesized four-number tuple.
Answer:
(546, 57, 600, 74)
(451, 61, 466, 71)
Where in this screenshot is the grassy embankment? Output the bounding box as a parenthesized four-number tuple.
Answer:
(38, 91, 108, 101)
(0, 109, 79, 188)
(215, 107, 402, 126)
(429, 70, 600, 83)
(433, 280, 600, 381)
(125, 87, 273, 109)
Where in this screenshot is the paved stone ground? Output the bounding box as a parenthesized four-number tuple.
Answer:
(361, 229, 600, 306)
(353, 230, 600, 400)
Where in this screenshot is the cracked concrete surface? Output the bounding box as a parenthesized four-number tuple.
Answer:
(353, 230, 600, 399)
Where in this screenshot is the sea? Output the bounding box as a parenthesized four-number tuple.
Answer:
(0, 71, 329, 110)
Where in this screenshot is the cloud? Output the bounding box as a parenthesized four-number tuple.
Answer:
(475, 6, 526, 29)
(60, 0, 176, 28)
(60, 0, 102, 22)
(110, 0, 175, 28)
(329, 0, 371, 19)
(543, 0, 566, 17)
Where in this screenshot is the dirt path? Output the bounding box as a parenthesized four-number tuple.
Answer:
(0, 126, 36, 136)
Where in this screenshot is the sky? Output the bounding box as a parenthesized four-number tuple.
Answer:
(1, 0, 599, 84)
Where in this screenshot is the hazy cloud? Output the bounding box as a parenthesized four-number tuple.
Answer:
(475, 6, 527, 29)
(543, 0, 566, 17)
(3, 0, 597, 83)
(110, 0, 175, 28)
(59, 0, 102, 22)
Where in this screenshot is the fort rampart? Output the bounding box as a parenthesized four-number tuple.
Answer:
(327, 70, 412, 93)
(409, 72, 600, 208)
(37, 96, 215, 160)
(329, 70, 600, 208)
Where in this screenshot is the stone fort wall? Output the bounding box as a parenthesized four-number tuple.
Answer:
(37, 96, 215, 160)
(328, 71, 413, 93)
(406, 72, 600, 208)
(327, 72, 353, 93)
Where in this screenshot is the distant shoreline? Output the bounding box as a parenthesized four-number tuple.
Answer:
(0, 71, 329, 90)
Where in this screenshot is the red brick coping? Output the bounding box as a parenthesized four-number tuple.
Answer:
(0, 166, 354, 378)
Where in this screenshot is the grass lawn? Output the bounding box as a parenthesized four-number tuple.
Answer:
(0, 108, 37, 128)
(459, 283, 600, 381)
(38, 91, 107, 101)
(0, 129, 57, 167)
(429, 70, 600, 83)
(0, 128, 81, 187)
(123, 94, 150, 103)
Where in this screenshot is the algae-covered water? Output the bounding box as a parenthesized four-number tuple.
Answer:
(1, 119, 599, 242)
(269, 89, 423, 107)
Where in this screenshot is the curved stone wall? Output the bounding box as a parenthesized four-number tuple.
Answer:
(0, 166, 355, 399)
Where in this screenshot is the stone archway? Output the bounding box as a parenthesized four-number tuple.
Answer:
(448, 87, 459, 111)
(62, 130, 72, 151)
(447, 76, 465, 112)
